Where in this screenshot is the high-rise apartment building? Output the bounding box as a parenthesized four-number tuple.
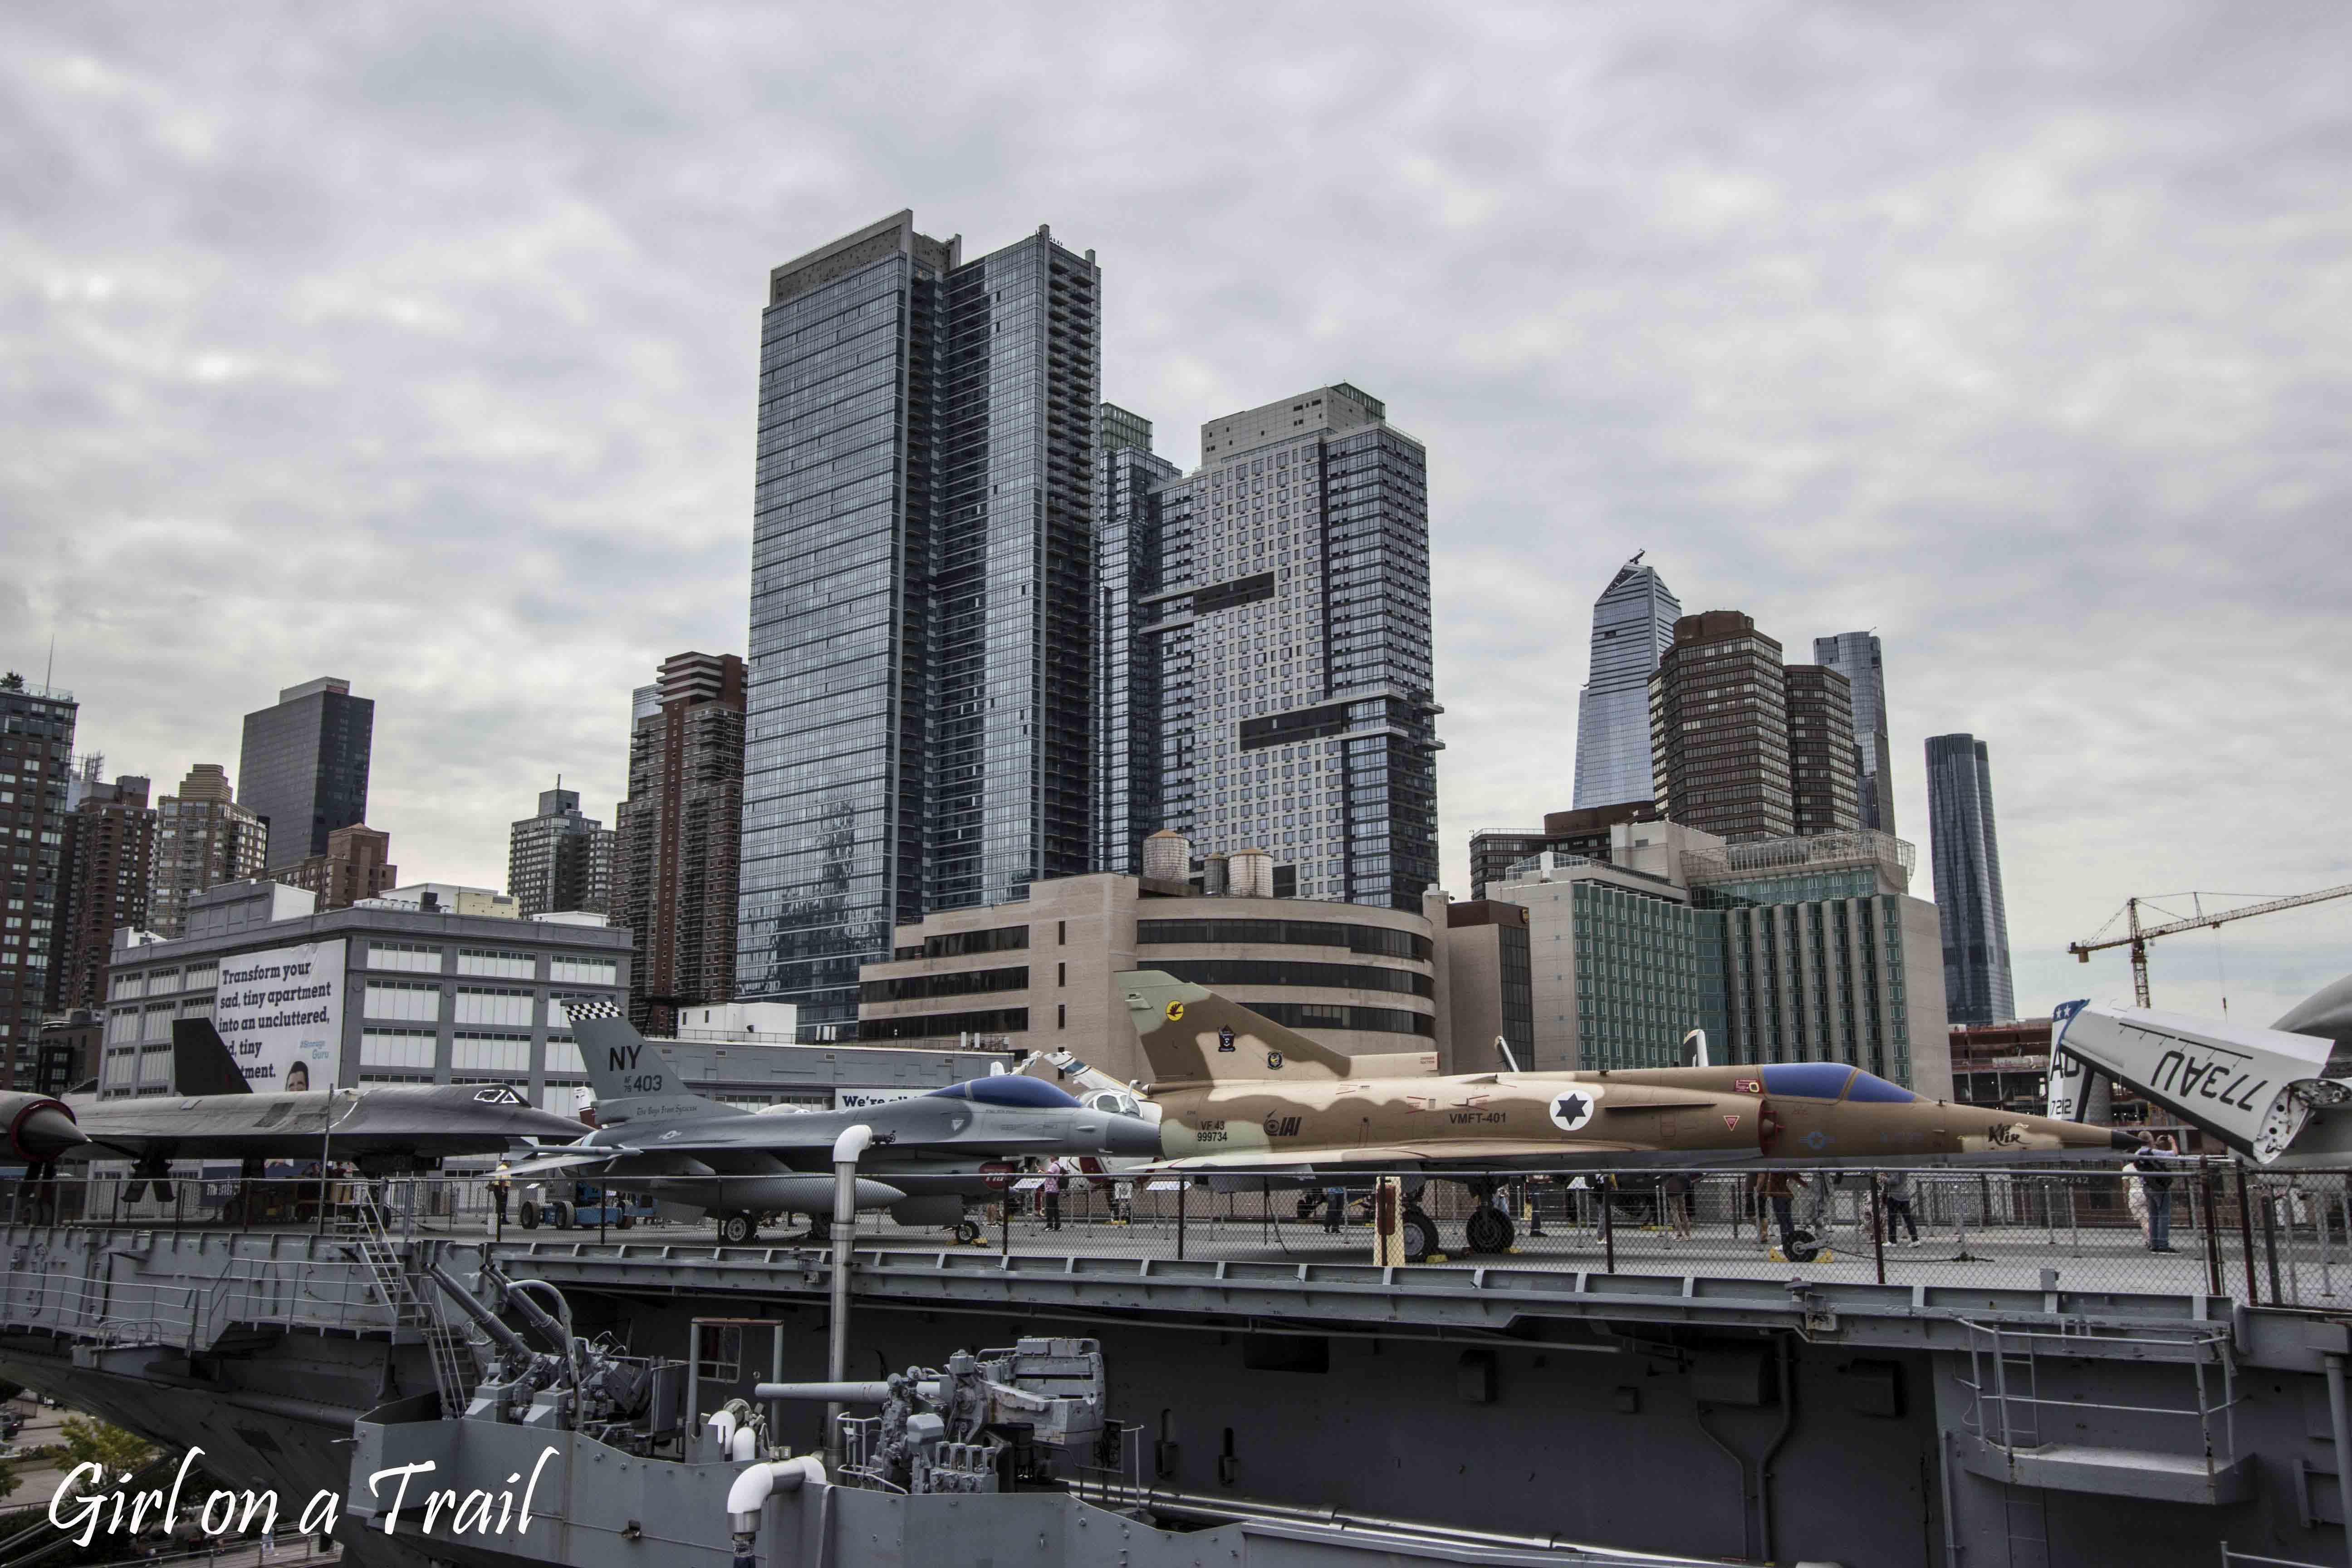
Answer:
(1093, 403, 1180, 876)
(508, 789, 613, 918)
(737, 212, 1101, 1034)
(278, 823, 397, 911)
(49, 771, 155, 1014)
(149, 764, 268, 937)
(0, 677, 76, 1083)
(238, 677, 373, 872)
(1926, 733, 2016, 1026)
(619, 652, 746, 1034)
(1784, 664, 1860, 836)
(1124, 384, 1441, 908)
(1648, 611, 1793, 843)
(1815, 631, 1896, 834)
(1573, 556, 1681, 810)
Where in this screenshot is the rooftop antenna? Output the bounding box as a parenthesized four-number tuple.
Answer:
(44, 632, 55, 690)
(1628, 549, 1645, 567)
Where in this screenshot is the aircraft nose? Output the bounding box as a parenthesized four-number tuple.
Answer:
(1105, 1113, 1163, 1158)
(2111, 1128, 2148, 1153)
(10, 1104, 83, 1163)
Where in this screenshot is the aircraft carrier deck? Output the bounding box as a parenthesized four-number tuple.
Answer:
(1, 1170, 2348, 1567)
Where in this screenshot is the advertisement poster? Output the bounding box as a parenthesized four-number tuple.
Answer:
(214, 939, 347, 1091)
(834, 1086, 927, 1111)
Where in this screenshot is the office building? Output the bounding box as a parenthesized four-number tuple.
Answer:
(33, 1009, 99, 1098)
(857, 857, 1519, 1084)
(1926, 733, 2016, 1027)
(1443, 900, 1534, 1073)
(1685, 828, 1950, 1097)
(1092, 403, 1181, 876)
(148, 764, 268, 938)
(49, 772, 156, 1014)
(1573, 556, 1681, 810)
(508, 789, 613, 918)
(276, 823, 397, 911)
(1466, 801, 1662, 900)
(0, 677, 75, 1083)
(1131, 383, 1441, 910)
(1648, 611, 1793, 843)
(1814, 631, 1896, 834)
(616, 652, 746, 1034)
(737, 212, 1102, 1035)
(99, 877, 627, 1106)
(1784, 664, 1860, 836)
(1491, 818, 1951, 1094)
(237, 678, 373, 873)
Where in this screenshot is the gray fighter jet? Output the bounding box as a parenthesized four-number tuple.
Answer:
(505, 1000, 1161, 1244)
(0, 1021, 589, 1198)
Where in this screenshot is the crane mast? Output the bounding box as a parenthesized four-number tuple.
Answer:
(2070, 882, 2352, 1007)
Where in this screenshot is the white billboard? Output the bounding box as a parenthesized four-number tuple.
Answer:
(834, 1086, 928, 1111)
(214, 938, 348, 1092)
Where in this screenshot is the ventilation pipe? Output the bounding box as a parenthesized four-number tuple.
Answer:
(828, 1125, 872, 1463)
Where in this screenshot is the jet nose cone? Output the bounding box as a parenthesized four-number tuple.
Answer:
(1105, 1113, 1163, 1159)
(11, 1104, 84, 1164)
(2112, 1128, 2149, 1153)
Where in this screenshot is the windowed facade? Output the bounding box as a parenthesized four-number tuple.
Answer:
(737, 212, 1102, 1036)
(1120, 386, 1441, 910)
(1573, 558, 1680, 811)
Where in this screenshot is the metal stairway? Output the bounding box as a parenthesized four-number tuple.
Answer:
(334, 1185, 473, 1416)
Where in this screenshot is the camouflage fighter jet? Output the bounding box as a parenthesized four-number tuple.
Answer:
(1119, 970, 2137, 1258)
(502, 1000, 1161, 1244)
(0, 1020, 591, 1200)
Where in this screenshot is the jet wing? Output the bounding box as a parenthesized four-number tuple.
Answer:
(2054, 1001, 2352, 1166)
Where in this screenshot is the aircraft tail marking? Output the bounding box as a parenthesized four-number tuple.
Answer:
(1119, 970, 1353, 1086)
(564, 998, 741, 1122)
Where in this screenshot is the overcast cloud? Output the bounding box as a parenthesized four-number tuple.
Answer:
(5, 3, 2347, 1024)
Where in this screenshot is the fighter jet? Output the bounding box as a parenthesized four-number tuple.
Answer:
(1117, 970, 2136, 1258)
(2049, 990, 2352, 1167)
(0, 1021, 590, 1199)
(503, 1000, 1161, 1244)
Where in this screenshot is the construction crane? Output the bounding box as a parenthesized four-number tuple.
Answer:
(2070, 883, 2352, 1009)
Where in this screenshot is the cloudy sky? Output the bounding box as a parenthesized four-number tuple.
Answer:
(6, 3, 2347, 1024)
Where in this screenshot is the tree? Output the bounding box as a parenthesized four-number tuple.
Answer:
(55, 1418, 157, 1490)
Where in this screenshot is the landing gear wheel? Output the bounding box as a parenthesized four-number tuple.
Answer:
(718, 1211, 758, 1246)
(1464, 1205, 1515, 1254)
(1401, 1208, 1440, 1264)
(806, 1213, 833, 1245)
(517, 1204, 540, 1230)
(616, 1213, 634, 1230)
(955, 1219, 982, 1245)
(1782, 1228, 1821, 1264)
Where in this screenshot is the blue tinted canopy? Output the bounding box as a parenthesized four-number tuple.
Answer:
(1759, 1063, 1857, 1100)
(928, 1077, 1081, 1109)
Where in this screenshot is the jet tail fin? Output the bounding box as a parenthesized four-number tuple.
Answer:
(172, 1019, 251, 1096)
(1118, 970, 1355, 1086)
(563, 999, 741, 1122)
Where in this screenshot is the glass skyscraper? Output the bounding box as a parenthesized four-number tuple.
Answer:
(1815, 631, 1896, 834)
(237, 676, 372, 872)
(1925, 732, 2015, 1026)
(736, 212, 1101, 1034)
(1125, 384, 1441, 907)
(1092, 404, 1179, 875)
(1572, 557, 1680, 809)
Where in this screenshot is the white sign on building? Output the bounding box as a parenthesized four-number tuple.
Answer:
(214, 938, 348, 1091)
(834, 1086, 928, 1111)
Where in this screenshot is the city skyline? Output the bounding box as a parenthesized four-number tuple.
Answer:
(6, 7, 2350, 1025)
